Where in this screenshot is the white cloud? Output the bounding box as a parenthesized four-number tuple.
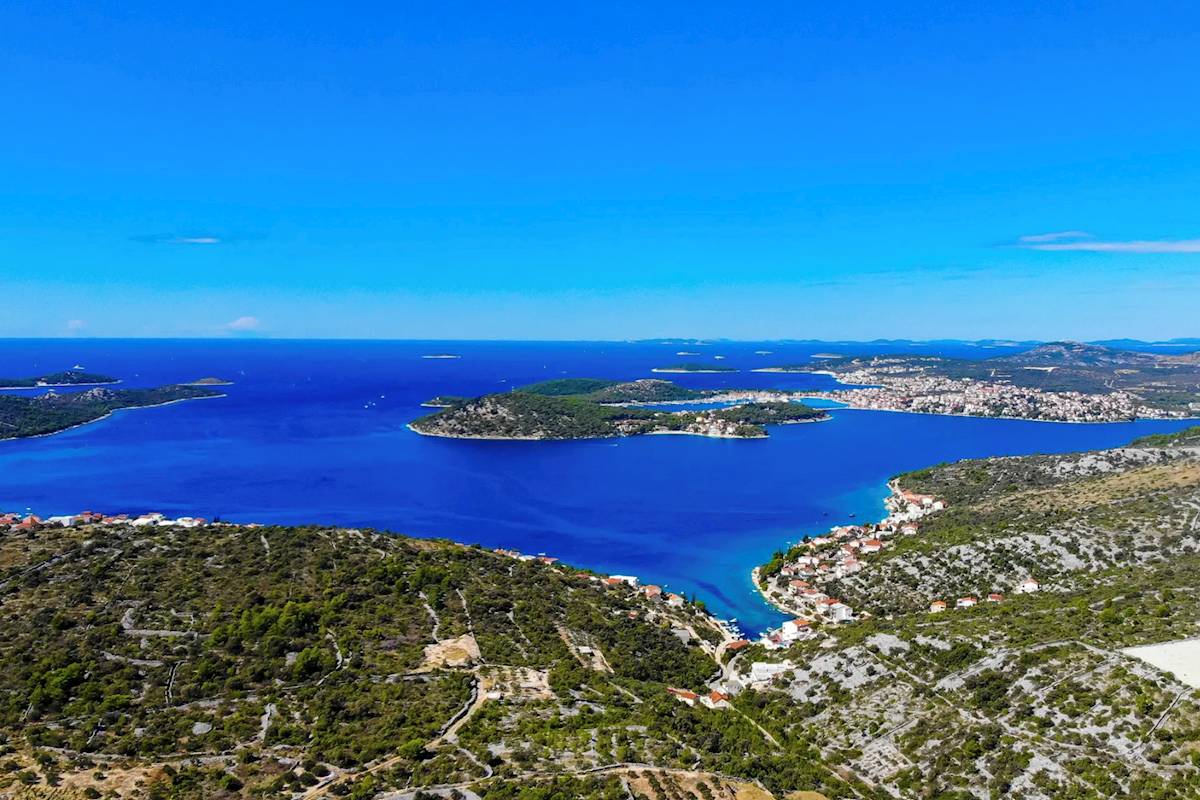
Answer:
(227, 316, 262, 331)
(66, 319, 86, 330)
(1019, 238, 1200, 253)
(1017, 231, 1093, 243)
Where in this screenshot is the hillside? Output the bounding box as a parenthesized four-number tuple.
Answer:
(0, 385, 224, 440)
(0, 520, 859, 800)
(754, 430, 1200, 799)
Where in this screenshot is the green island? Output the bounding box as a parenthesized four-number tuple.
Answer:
(751, 426, 1200, 799)
(411, 379, 826, 439)
(0, 371, 120, 389)
(0, 385, 225, 440)
(651, 363, 738, 373)
(184, 377, 234, 386)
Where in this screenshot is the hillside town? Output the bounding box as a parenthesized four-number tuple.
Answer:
(798, 365, 1189, 422)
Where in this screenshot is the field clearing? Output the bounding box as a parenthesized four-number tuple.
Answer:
(1123, 638, 1200, 688)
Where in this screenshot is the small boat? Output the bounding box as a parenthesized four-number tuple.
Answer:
(849, 513, 857, 518)
(72, 364, 85, 370)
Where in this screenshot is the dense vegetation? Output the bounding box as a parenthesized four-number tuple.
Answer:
(709, 402, 826, 425)
(410, 386, 825, 439)
(0, 371, 118, 388)
(516, 378, 620, 396)
(0, 521, 862, 800)
(410, 392, 664, 438)
(0, 385, 223, 440)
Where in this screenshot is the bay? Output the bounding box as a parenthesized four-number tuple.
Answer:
(1, 338, 1196, 635)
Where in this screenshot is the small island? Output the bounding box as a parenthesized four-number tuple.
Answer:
(752, 364, 811, 373)
(0, 385, 225, 441)
(0, 370, 120, 389)
(651, 362, 738, 373)
(421, 395, 472, 408)
(409, 378, 827, 439)
(184, 377, 234, 386)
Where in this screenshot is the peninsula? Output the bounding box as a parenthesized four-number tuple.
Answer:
(411, 378, 826, 439)
(0, 370, 119, 389)
(0, 384, 225, 440)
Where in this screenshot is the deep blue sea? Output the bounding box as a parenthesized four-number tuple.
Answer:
(2, 339, 1197, 635)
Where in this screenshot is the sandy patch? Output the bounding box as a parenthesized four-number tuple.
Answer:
(1123, 638, 1200, 688)
(421, 634, 481, 669)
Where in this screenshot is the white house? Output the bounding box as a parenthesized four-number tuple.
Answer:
(957, 596, 978, 608)
(610, 575, 640, 587)
(781, 619, 811, 640)
(1019, 579, 1041, 594)
(825, 601, 853, 622)
(749, 662, 793, 684)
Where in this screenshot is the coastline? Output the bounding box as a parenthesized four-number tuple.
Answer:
(0, 393, 226, 443)
(651, 368, 738, 374)
(406, 423, 769, 440)
(0, 380, 123, 391)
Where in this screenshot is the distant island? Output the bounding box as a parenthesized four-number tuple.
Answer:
(411, 378, 827, 439)
(0, 385, 225, 440)
(184, 377, 234, 386)
(422, 354, 461, 359)
(651, 363, 738, 373)
(0, 370, 120, 389)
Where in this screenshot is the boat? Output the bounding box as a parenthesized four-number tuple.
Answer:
(72, 364, 85, 370)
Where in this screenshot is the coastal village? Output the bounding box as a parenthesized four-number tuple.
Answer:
(754, 484, 1042, 650)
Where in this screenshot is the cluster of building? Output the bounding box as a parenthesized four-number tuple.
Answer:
(803, 369, 1184, 422)
(759, 488, 950, 648)
(1, 509, 222, 531)
(667, 687, 732, 709)
(929, 579, 1040, 613)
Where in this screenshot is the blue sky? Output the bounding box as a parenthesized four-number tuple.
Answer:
(3, 1, 1199, 340)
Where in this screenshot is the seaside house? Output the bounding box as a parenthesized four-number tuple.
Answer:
(610, 575, 640, 587)
(987, 594, 1004, 603)
(789, 580, 810, 594)
(824, 601, 853, 622)
(667, 688, 698, 707)
(930, 601, 947, 613)
(643, 585, 663, 600)
(861, 539, 884, 553)
(1019, 579, 1041, 594)
(841, 558, 862, 575)
(666, 593, 686, 608)
(957, 597, 978, 608)
(901, 524, 919, 535)
(781, 619, 811, 640)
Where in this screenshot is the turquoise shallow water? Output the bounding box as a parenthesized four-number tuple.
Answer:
(1, 339, 1196, 634)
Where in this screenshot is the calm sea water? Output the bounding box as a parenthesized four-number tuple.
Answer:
(2, 339, 1196, 634)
